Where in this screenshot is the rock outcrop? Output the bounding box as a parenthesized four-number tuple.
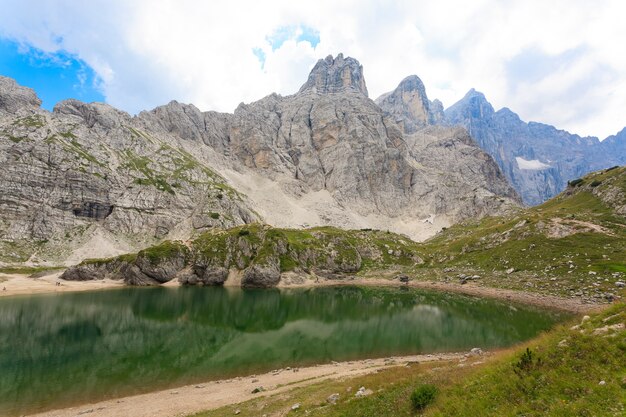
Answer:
(0, 76, 41, 115)
(298, 53, 368, 96)
(62, 225, 427, 288)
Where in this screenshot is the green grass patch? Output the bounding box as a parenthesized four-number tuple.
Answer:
(427, 303, 626, 416)
(138, 241, 188, 265)
(12, 115, 45, 128)
(7, 135, 27, 143)
(0, 266, 64, 275)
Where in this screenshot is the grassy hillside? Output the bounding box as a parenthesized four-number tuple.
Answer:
(192, 302, 626, 417)
(410, 166, 626, 301)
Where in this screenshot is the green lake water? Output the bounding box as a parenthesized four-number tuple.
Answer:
(0, 285, 570, 416)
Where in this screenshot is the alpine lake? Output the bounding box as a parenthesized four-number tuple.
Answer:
(0, 285, 572, 416)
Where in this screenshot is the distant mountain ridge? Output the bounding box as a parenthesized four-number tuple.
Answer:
(377, 78, 626, 205)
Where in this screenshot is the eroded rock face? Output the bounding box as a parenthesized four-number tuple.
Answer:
(180, 266, 228, 285)
(135, 254, 187, 283)
(376, 75, 433, 133)
(0, 89, 259, 265)
(217, 56, 520, 219)
(138, 55, 520, 228)
(60, 263, 107, 281)
(241, 261, 281, 288)
(53, 99, 130, 130)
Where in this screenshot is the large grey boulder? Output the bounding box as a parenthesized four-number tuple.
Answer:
(135, 253, 187, 283)
(241, 261, 281, 288)
(60, 263, 107, 281)
(180, 266, 229, 285)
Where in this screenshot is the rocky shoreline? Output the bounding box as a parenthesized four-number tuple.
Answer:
(1, 268, 606, 314)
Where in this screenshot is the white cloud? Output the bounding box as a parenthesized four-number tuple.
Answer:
(0, 0, 624, 137)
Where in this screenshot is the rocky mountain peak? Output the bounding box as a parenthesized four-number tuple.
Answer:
(495, 107, 522, 123)
(0, 75, 42, 114)
(396, 75, 427, 92)
(375, 75, 439, 133)
(445, 88, 495, 124)
(601, 126, 626, 154)
(53, 99, 130, 130)
(429, 99, 445, 124)
(298, 53, 368, 96)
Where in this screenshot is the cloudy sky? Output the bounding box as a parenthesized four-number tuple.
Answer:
(0, 0, 624, 138)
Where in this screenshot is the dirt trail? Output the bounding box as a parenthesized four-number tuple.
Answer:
(548, 217, 615, 237)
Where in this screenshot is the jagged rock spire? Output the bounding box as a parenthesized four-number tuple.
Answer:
(298, 53, 368, 96)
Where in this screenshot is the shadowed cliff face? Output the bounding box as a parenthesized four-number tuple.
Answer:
(0, 55, 521, 264)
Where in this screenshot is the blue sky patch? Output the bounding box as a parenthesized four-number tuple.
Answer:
(0, 38, 104, 110)
(266, 25, 320, 51)
(252, 47, 266, 68)
(296, 26, 320, 47)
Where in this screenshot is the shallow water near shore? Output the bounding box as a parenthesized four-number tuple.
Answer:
(0, 285, 570, 416)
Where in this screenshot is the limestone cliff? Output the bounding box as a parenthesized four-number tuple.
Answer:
(143, 55, 520, 230)
(0, 78, 258, 265)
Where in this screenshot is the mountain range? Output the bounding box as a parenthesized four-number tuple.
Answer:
(1, 53, 624, 266)
(0, 54, 520, 265)
(376, 76, 626, 206)
(444, 90, 626, 205)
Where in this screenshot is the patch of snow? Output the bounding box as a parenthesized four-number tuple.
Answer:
(515, 156, 551, 170)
